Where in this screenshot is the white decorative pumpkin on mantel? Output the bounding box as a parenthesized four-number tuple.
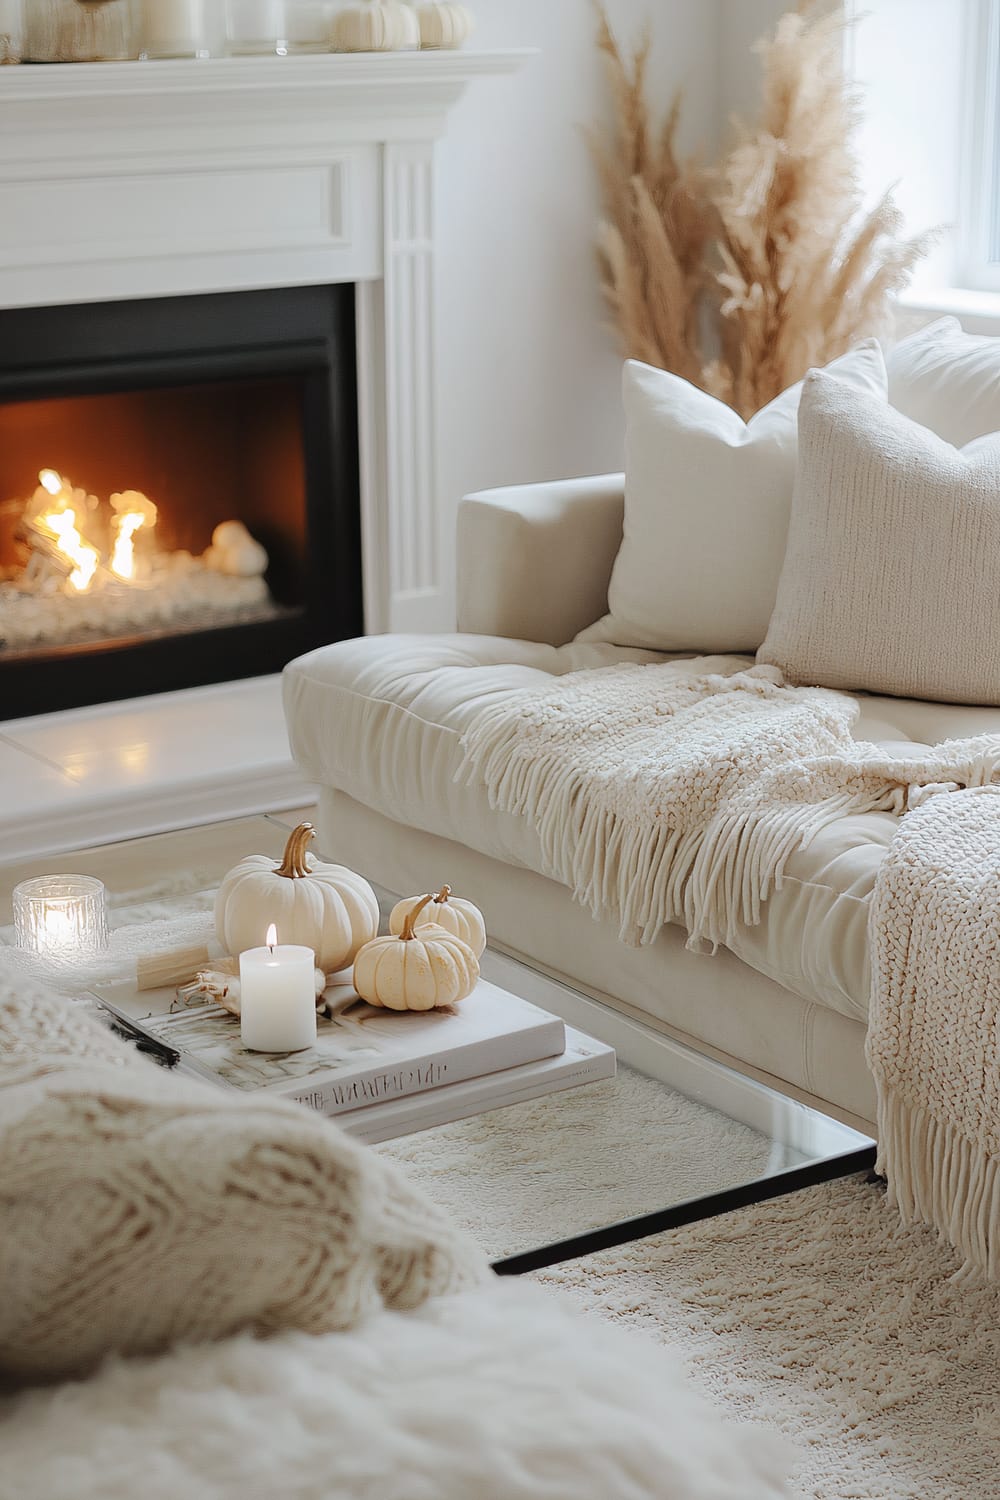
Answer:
(331, 0, 420, 52)
(354, 895, 480, 1011)
(416, 2, 473, 50)
(389, 884, 486, 957)
(215, 823, 379, 972)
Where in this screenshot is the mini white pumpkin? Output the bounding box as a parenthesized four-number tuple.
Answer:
(354, 894, 479, 1011)
(416, 2, 473, 49)
(214, 823, 379, 973)
(389, 884, 487, 958)
(331, 0, 419, 52)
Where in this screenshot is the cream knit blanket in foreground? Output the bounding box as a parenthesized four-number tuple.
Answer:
(459, 658, 1000, 949)
(868, 788, 1000, 1280)
(0, 977, 485, 1380)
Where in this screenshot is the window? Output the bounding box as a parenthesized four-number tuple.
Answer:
(846, 0, 966, 297)
(961, 0, 1000, 291)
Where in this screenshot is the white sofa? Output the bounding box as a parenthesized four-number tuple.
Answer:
(283, 473, 1000, 1135)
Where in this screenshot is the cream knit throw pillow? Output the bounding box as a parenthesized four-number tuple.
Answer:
(0, 977, 486, 1382)
(759, 371, 1000, 704)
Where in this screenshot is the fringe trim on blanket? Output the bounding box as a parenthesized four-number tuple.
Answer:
(459, 700, 910, 949)
(874, 1094, 1000, 1284)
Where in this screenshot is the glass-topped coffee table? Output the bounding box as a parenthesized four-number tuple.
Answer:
(0, 811, 876, 1275)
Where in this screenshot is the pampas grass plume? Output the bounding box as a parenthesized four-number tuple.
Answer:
(591, 2, 933, 416)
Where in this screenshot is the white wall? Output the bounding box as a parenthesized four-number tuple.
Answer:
(434, 0, 721, 621)
(716, 0, 790, 123)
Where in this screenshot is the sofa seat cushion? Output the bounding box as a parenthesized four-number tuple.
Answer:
(283, 636, 1000, 1025)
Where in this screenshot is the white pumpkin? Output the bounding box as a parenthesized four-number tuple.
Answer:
(354, 894, 479, 1011)
(331, 0, 419, 52)
(389, 884, 486, 958)
(416, 2, 473, 49)
(214, 823, 378, 972)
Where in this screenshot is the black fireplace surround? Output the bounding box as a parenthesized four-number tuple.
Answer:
(0, 285, 362, 719)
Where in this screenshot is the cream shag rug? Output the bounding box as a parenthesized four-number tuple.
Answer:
(381, 1098, 1000, 1500)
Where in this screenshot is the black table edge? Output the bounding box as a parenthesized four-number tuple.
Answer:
(490, 1143, 878, 1276)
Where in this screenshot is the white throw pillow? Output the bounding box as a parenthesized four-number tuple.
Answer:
(583, 344, 887, 655)
(759, 371, 1000, 705)
(888, 316, 1000, 447)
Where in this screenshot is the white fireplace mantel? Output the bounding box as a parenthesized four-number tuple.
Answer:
(0, 50, 531, 633)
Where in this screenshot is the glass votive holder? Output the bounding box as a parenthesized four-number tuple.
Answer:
(226, 0, 288, 54)
(285, 1, 332, 53)
(139, 0, 226, 58)
(0, 0, 23, 64)
(13, 875, 109, 965)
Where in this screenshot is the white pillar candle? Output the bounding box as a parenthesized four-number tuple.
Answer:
(240, 926, 317, 1053)
(141, 0, 224, 57)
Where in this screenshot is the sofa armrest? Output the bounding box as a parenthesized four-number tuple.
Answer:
(456, 474, 625, 645)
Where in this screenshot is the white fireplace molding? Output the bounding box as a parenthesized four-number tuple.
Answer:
(0, 52, 529, 633)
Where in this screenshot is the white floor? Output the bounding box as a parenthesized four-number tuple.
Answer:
(0, 676, 313, 862)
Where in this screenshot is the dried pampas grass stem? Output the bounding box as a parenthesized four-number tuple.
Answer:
(590, 2, 934, 417)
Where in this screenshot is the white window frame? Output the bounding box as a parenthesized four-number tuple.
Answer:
(960, 0, 1000, 291)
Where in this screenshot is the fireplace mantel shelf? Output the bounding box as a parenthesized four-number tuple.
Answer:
(0, 49, 532, 105)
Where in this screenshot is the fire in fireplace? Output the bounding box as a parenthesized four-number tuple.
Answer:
(6, 465, 272, 652)
(0, 285, 362, 719)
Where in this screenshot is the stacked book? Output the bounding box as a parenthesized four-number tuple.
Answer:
(93, 976, 616, 1145)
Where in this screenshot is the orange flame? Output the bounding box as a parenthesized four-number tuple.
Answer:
(35, 471, 100, 593)
(109, 491, 158, 582)
(110, 512, 145, 580)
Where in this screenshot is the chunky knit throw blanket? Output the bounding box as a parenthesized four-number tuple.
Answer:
(462, 657, 1000, 1271)
(868, 788, 1000, 1280)
(0, 975, 486, 1381)
(460, 658, 1000, 949)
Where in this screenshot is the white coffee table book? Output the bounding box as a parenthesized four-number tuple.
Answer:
(92, 972, 616, 1145)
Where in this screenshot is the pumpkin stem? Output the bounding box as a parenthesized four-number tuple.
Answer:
(276, 823, 316, 879)
(434, 884, 452, 904)
(400, 893, 435, 941)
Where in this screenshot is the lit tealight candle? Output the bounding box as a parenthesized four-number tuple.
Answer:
(239, 923, 317, 1053)
(13, 875, 109, 964)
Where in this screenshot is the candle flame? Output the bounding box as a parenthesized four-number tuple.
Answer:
(266, 923, 278, 949)
(44, 906, 74, 941)
(35, 472, 100, 592)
